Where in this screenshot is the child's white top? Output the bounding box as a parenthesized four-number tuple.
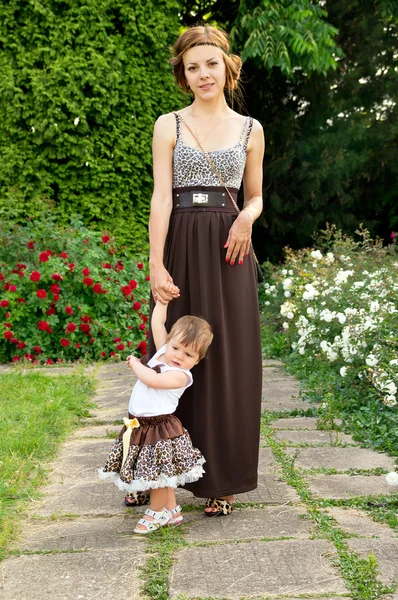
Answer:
(128, 344, 193, 417)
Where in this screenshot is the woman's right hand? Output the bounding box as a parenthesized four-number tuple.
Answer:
(150, 264, 180, 304)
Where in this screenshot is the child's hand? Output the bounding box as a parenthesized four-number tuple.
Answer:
(155, 281, 179, 304)
(126, 355, 140, 369)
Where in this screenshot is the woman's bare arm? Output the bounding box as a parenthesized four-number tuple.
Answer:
(149, 113, 180, 303)
(224, 119, 264, 265)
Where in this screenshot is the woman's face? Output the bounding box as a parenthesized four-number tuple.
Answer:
(183, 45, 226, 99)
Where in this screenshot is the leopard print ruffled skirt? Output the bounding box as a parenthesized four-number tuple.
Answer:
(98, 413, 205, 492)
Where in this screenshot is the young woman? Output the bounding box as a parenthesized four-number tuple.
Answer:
(128, 24, 264, 516)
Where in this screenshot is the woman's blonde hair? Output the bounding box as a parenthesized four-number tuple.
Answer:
(170, 25, 242, 102)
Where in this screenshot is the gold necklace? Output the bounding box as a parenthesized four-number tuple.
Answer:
(191, 105, 228, 147)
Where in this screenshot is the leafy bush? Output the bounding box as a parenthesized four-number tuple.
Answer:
(0, 215, 150, 364)
(260, 225, 398, 454)
(0, 0, 183, 251)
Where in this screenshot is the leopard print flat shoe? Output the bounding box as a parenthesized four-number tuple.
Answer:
(125, 492, 150, 507)
(204, 497, 233, 517)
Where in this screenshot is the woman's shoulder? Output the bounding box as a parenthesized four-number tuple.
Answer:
(238, 112, 263, 131)
(227, 110, 262, 131)
(153, 112, 178, 143)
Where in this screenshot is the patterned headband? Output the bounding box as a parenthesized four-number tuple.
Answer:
(188, 41, 229, 55)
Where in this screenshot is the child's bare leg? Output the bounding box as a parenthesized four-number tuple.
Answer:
(149, 487, 168, 511)
(165, 487, 182, 521)
(165, 487, 177, 511)
(134, 487, 168, 532)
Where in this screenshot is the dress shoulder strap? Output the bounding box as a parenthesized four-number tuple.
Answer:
(174, 112, 181, 141)
(242, 117, 254, 152)
(239, 117, 249, 143)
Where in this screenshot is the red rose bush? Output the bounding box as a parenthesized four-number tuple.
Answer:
(0, 216, 150, 364)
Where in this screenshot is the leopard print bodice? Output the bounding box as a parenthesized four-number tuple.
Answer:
(172, 113, 253, 189)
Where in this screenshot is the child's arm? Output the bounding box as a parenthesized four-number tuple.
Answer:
(127, 356, 189, 389)
(151, 301, 168, 350)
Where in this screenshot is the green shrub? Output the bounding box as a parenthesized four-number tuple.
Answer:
(0, 0, 183, 251)
(260, 225, 398, 454)
(0, 215, 150, 364)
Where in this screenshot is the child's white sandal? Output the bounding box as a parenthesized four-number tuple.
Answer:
(133, 508, 170, 535)
(167, 504, 183, 526)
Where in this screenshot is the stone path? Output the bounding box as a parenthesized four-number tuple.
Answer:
(1, 361, 397, 600)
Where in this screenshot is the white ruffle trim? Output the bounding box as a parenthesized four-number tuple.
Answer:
(98, 458, 206, 492)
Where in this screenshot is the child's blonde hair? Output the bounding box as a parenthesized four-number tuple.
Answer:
(167, 316, 213, 361)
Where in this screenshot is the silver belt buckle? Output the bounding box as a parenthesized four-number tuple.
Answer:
(192, 193, 209, 205)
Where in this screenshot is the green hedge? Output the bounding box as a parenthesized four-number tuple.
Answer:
(0, 0, 183, 251)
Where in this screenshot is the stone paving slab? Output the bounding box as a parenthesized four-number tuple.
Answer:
(96, 368, 132, 380)
(95, 390, 131, 405)
(347, 539, 398, 585)
(274, 430, 357, 446)
(96, 380, 133, 391)
(169, 539, 348, 598)
(62, 439, 113, 456)
(33, 446, 298, 516)
(47, 451, 110, 485)
(285, 447, 395, 471)
(263, 381, 301, 394)
(262, 367, 297, 382)
(16, 516, 144, 552)
(32, 481, 126, 517)
(1, 549, 144, 600)
(327, 507, 398, 538)
(177, 448, 299, 507)
(70, 425, 120, 439)
(306, 475, 391, 499)
(272, 417, 319, 429)
(262, 385, 308, 412)
(176, 471, 301, 507)
(263, 359, 284, 367)
(88, 408, 126, 422)
(184, 506, 312, 542)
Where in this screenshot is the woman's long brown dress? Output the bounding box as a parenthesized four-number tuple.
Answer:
(150, 113, 262, 497)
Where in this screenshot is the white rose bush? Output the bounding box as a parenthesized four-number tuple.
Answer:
(259, 225, 398, 455)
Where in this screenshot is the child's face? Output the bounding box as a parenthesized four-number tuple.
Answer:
(164, 333, 200, 371)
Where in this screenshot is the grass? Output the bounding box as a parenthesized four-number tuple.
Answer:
(0, 368, 94, 561)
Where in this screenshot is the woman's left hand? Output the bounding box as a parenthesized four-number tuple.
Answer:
(224, 212, 253, 265)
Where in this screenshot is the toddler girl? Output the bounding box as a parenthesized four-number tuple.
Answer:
(98, 298, 213, 534)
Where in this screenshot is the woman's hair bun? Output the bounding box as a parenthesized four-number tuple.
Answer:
(230, 54, 242, 71)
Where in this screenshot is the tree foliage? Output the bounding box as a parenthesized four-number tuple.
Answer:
(181, 0, 397, 262)
(0, 0, 182, 251)
(254, 0, 398, 260)
(235, 0, 342, 77)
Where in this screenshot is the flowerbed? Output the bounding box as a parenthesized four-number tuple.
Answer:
(0, 216, 150, 364)
(260, 226, 398, 455)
